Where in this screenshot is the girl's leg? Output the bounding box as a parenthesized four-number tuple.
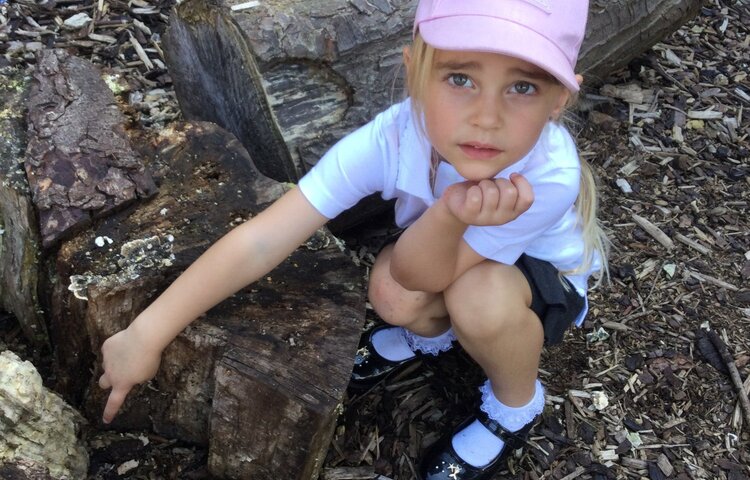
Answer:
(368, 244, 451, 337)
(444, 260, 543, 406)
(351, 245, 455, 387)
(436, 260, 544, 469)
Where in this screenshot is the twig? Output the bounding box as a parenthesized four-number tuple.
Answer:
(687, 270, 739, 291)
(632, 214, 674, 249)
(675, 233, 712, 255)
(559, 465, 586, 480)
(705, 329, 750, 428)
(733, 375, 750, 430)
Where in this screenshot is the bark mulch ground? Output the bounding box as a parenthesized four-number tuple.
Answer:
(1, 0, 748, 478)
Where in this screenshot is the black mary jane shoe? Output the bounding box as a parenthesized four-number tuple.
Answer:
(418, 409, 538, 480)
(349, 324, 422, 390)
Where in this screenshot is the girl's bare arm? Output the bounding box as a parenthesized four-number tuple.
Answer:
(99, 187, 328, 422)
(390, 176, 533, 293)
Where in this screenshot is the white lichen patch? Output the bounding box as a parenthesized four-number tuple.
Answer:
(303, 228, 346, 253)
(69, 234, 177, 301)
(0, 350, 88, 479)
(68, 274, 93, 301)
(119, 235, 175, 269)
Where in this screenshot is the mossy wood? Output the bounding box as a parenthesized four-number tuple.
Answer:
(163, 0, 703, 186)
(0, 67, 47, 347)
(49, 122, 365, 479)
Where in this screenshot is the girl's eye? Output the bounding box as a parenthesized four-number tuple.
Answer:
(447, 73, 474, 88)
(512, 81, 537, 95)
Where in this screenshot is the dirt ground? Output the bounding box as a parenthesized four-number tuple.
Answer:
(1, 0, 748, 479)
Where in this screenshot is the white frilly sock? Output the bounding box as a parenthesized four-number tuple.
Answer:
(371, 326, 456, 361)
(451, 379, 545, 467)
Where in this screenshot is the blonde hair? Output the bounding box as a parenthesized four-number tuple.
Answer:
(405, 34, 610, 286)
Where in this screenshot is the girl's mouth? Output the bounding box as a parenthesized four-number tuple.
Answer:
(459, 143, 502, 160)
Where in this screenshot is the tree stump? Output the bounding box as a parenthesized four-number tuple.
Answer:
(163, 0, 703, 185)
(0, 66, 47, 346)
(0, 350, 88, 480)
(48, 121, 365, 479)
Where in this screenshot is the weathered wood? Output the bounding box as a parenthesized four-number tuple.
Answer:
(0, 66, 47, 346)
(163, 0, 703, 185)
(578, 0, 703, 79)
(48, 121, 365, 479)
(0, 350, 88, 480)
(0, 460, 58, 480)
(24, 49, 157, 248)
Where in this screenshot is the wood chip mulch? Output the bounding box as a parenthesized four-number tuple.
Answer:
(1, 0, 748, 479)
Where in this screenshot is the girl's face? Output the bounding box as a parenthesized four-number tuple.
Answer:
(419, 49, 572, 181)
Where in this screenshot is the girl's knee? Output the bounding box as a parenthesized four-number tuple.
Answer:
(445, 262, 535, 338)
(367, 245, 443, 327)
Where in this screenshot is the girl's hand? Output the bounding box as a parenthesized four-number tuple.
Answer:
(442, 174, 534, 226)
(98, 325, 162, 423)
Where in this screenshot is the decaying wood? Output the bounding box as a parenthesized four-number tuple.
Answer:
(24, 49, 157, 247)
(0, 67, 47, 346)
(0, 460, 58, 480)
(163, 0, 703, 184)
(0, 350, 88, 479)
(48, 121, 365, 479)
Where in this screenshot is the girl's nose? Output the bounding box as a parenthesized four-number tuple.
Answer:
(471, 94, 503, 129)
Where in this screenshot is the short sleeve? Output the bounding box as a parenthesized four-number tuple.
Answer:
(298, 106, 400, 219)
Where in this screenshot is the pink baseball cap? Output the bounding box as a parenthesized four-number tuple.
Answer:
(414, 0, 589, 92)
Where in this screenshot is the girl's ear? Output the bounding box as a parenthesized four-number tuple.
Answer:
(403, 46, 412, 77)
(550, 88, 571, 120)
(551, 74, 583, 120)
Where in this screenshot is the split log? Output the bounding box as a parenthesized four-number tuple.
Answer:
(23, 49, 157, 248)
(0, 66, 47, 346)
(163, 0, 703, 186)
(48, 121, 365, 479)
(0, 350, 88, 480)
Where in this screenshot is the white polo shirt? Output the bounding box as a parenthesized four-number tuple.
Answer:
(298, 99, 597, 299)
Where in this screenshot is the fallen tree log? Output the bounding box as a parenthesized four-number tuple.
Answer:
(4, 51, 366, 479)
(48, 121, 365, 479)
(163, 0, 703, 185)
(0, 66, 47, 347)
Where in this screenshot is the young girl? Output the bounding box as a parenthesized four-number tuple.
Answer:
(99, 0, 607, 478)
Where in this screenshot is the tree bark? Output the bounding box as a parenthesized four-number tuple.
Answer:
(163, 0, 703, 185)
(0, 66, 47, 347)
(24, 49, 157, 248)
(47, 121, 365, 479)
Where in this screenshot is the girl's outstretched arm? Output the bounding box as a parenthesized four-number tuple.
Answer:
(98, 187, 328, 423)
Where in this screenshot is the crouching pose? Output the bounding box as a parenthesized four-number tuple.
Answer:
(99, 1, 608, 478)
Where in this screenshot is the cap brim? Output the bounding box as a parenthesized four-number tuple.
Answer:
(419, 16, 580, 92)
